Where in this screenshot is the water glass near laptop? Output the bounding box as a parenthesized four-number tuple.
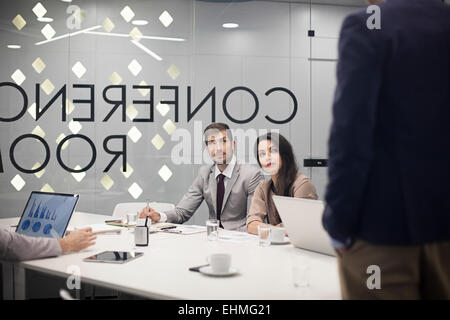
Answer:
(258, 225, 271, 246)
(206, 219, 219, 241)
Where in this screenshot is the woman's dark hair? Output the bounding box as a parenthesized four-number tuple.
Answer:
(255, 132, 298, 196)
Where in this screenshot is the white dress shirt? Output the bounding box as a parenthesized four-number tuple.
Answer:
(158, 155, 237, 222)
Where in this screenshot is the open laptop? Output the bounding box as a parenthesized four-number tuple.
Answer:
(272, 195, 335, 256)
(16, 191, 79, 239)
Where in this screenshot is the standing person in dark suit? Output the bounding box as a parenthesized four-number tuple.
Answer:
(322, 0, 450, 299)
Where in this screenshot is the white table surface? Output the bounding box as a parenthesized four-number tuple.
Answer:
(1, 212, 341, 300)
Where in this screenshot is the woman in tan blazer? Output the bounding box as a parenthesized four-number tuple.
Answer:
(247, 132, 318, 235)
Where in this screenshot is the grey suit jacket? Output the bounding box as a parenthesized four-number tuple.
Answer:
(165, 163, 263, 231)
(0, 229, 61, 261)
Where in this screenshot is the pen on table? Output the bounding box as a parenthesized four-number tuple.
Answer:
(160, 226, 177, 230)
(164, 227, 182, 233)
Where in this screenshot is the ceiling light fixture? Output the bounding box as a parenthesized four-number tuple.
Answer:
(37, 17, 54, 22)
(222, 23, 239, 29)
(131, 40, 162, 61)
(85, 31, 185, 42)
(35, 25, 101, 45)
(7, 45, 21, 49)
(132, 20, 148, 26)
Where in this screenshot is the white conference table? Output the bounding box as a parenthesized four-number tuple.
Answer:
(1, 212, 341, 300)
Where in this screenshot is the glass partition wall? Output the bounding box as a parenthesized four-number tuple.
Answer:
(0, 0, 364, 223)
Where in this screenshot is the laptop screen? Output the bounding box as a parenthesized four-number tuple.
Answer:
(16, 192, 79, 238)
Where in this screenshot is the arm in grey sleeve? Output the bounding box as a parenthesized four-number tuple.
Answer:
(0, 229, 62, 261)
(164, 172, 205, 224)
(246, 169, 264, 214)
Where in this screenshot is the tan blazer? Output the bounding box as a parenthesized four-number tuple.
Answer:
(246, 173, 318, 228)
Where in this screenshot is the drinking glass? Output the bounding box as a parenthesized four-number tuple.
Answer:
(206, 219, 219, 241)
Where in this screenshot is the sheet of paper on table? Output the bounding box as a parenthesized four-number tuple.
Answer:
(69, 224, 122, 234)
(162, 225, 206, 235)
(218, 232, 258, 242)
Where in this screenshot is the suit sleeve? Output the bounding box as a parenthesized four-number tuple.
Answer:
(322, 13, 382, 242)
(164, 170, 205, 224)
(246, 168, 264, 215)
(0, 229, 62, 261)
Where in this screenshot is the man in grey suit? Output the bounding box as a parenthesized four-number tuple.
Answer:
(0, 227, 96, 261)
(140, 123, 263, 231)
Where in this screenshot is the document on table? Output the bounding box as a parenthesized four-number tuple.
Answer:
(218, 232, 257, 242)
(163, 225, 206, 235)
(69, 224, 122, 234)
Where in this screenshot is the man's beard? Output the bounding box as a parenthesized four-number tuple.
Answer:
(214, 154, 232, 165)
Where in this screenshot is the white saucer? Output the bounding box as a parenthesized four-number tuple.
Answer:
(271, 237, 291, 245)
(199, 266, 239, 277)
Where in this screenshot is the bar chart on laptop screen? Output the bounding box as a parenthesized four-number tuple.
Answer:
(17, 194, 77, 238)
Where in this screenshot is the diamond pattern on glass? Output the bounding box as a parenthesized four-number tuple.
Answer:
(151, 134, 165, 150)
(163, 119, 176, 135)
(159, 11, 173, 27)
(12, 15, 26, 30)
(128, 182, 143, 199)
(121, 162, 134, 178)
(32, 162, 45, 179)
(128, 126, 142, 143)
(56, 133, 70, 150)
(100, 174, 114, 190)
(137, 80, 150, 96)
(156, 103, 170, 117)
(68, 120, 82, 134)
(71, 165, 86, 182)
(41, 79, 55, 95)
(41, 183, 54, 193)
(128, 59, 142, 76)
(32, 125, 46, 138)
(66, 99, 75, 115)
(126, 104, 138, 121)
(158, 165, 173, 182)
(109, 72, 122, 85)
(11, 69, 26, 85)
(129, 27, 143, 41)
(32, 57, 46, 74)
(72, 61, 86, 79)
(167, 64, 180, 80)
(11, 174, 26, 191)
(32, 2, 47, 18)
(28, 103, 36, 120)
(120, 6, 135, 23)
(102, 17, 115, 32)
(41, 24, 56, 40)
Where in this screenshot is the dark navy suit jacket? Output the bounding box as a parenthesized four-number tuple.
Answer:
(323, 0, 450, 245)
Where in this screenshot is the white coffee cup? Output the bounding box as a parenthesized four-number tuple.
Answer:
(270, 227, 286, 243)
(127, 213, 138, 226)
(207, 253, 231, 273)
